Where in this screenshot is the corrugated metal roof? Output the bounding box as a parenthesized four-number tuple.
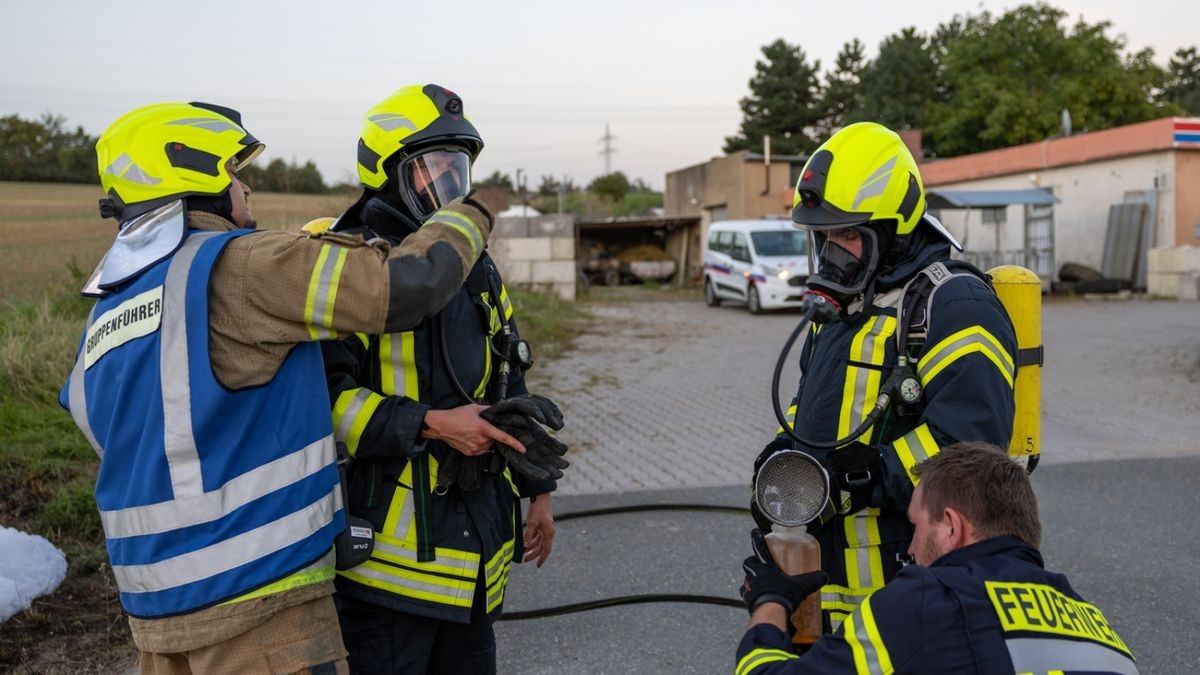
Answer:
(927, 189, 1060, 209)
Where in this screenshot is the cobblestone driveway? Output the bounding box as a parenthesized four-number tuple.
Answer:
(529, 290, 1200, 496)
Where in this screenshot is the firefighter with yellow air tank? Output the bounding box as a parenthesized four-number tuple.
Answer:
(751, 121, 1031, 637)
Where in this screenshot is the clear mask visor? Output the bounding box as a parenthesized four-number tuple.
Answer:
(401, 148, 473, 219)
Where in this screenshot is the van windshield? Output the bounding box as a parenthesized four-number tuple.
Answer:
(751, 230, 808, 256)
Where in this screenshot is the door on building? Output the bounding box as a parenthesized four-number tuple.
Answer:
(1024, 198, 1055, 281)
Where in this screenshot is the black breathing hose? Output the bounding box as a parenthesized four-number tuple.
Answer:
(770, 296, 893, 450)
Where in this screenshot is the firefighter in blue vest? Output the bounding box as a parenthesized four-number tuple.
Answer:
(737, 442, 1139, 674)
(59, 101, 503, 674)
(314, 85, 566, 673)
(755, 122, 1018, 632)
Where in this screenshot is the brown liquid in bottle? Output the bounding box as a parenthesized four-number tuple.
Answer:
(764, 526, 822, 645)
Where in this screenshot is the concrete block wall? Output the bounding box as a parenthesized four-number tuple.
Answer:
(1147, 245, 1200, 300)
(489, 214, 576, 301)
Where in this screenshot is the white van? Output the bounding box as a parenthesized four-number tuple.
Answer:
(703, 219, 810, 314)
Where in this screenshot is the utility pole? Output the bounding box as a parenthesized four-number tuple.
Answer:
(598, 123, 617, 175)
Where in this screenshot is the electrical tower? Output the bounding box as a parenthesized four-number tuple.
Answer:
(598, 123, 617, 175)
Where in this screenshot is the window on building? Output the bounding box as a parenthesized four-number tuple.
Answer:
(980, 207, 1007, 225)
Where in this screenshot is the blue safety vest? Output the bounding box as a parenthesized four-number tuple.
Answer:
(60, 229, 343, 618)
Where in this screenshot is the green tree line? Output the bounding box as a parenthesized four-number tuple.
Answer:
(725, 3, 1200, 158)
(475, 169, 662, 219)
(1, 113, 329, 192)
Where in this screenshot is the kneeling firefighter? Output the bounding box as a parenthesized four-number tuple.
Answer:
(753, 122, 1019, 634)
(313, 84, 569, 673)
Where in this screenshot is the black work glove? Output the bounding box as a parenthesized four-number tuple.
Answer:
(436, 452, 486, 493)
(481, 395, 569, 482)
(740, 529, 828, 614)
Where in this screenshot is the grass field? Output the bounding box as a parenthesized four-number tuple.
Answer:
(0, 182, 357, 302)
(0, 181, 585, 672)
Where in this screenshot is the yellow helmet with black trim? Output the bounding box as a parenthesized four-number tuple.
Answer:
(791, 122, 925, 236)
(357, 84, 483, 194)
(96, 101, 264, 221)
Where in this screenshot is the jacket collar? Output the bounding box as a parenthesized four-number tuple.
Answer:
(932, 535, 1045, 569)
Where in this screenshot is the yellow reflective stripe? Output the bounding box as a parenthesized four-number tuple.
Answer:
(485, 538, 516, 586)
(822, 584, 875, 630)
(776, 404, 798, 433)
(918, 326, 1015, 388)
(844, 509, 882, 547)
(304, 244, 349, 340)
(354, 332, 369, 349)
(839, 316, 894, 440)
(222, 549, 335, 605)
(379, 332, 418, 397)
(735, 648, 798, 675)
(893, 423, 941, 484)
(844, 596, 894, 675)
(338, 561, 474, 607)
(428, 210, 483, 258)
(383, 460, 416, 540)
(500, 285, 513, 321)
(332, 388, 384, 457)
(372, 530, 479, 574)
(486, 559, 512, 612)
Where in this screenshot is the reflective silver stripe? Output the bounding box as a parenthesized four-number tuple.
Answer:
(385, 333, 408, 396)
(112, 484, 341, 593)
(309, 246, 342, 339)
(372, 537, 479, 576)
(846, 316, 891, 432)
(853, 156, 896, 210)
(104, 153, 132, 177)
(428, 210, 483, 258)
(1006, 637, 1139, 675)
(122, 162, 161, 186)
(845, 604, 888, 675)
(335, 389, 374, 443)
(349, 560, 474, 604)
(165, 118, 242, 134)
(368, 113, 417, 132)
(485, 540, 515, 585)
(160, 232, 220, 499)
(68, 306, 103, 457)
(918, 330, 1015, 385)
(100, 435, 336, 538)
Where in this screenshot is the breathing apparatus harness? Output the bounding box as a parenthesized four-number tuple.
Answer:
(433, 262, 534, 494)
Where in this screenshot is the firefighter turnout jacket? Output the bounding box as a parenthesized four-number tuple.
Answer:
(775, 241, 1016, 629)
(59, 204, 487, 650)
(736, 536, 1138, 674)
(321, 196, 556, 623)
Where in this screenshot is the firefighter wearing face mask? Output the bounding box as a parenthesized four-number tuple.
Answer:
(755, 122, 1017, 634)
(312, 85, 562, 674)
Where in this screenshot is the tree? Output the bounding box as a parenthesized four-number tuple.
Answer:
(926, 4, 1172, 156)
(855, 28, 941, 135)
(476, 170, 514, 192)
(1161, 46, 1200, 114)
(724, 39, 823, 156)
(588, 172, 630, 202)
(0, 114, 96, 183)
(817, 39, 866, 138)
(238, 157, 327, 193)
(537, 174, 561, 197)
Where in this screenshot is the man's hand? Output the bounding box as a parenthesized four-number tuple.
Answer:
(740, 529, 828, 614)
(522, 493, 554, 567)
(423, 404, 524, 456)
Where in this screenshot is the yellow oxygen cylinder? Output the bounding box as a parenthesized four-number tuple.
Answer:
(301, 217, 336, 234)
(987, 265, 1042, 467)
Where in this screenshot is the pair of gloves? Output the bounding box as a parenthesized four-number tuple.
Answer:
(438, 394, 570, 491)
(740, 529, 828, 614)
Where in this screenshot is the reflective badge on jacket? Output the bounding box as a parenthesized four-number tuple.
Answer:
(84, 286, 163, 369)
(986, 581, 1137, 674)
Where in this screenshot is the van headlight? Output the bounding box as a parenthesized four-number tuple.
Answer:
(760, 264, 789, 281)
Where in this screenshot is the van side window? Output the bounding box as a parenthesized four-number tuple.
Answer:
(730, 233, 751, 263)
(715, 231, 734, 254)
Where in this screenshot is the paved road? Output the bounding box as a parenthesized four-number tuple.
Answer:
(531, 291, 1200, 495)
(497, 290, 1200, 674)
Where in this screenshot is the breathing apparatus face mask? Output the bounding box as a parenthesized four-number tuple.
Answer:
(397, 147, 473, 221)
(805, 225, 879, 306)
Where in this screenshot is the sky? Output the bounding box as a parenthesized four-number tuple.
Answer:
(1, 0, 1196, 191)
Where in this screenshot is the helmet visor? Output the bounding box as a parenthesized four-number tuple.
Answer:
(807, 225, 879, 301)
(400, 148, 473, 219)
